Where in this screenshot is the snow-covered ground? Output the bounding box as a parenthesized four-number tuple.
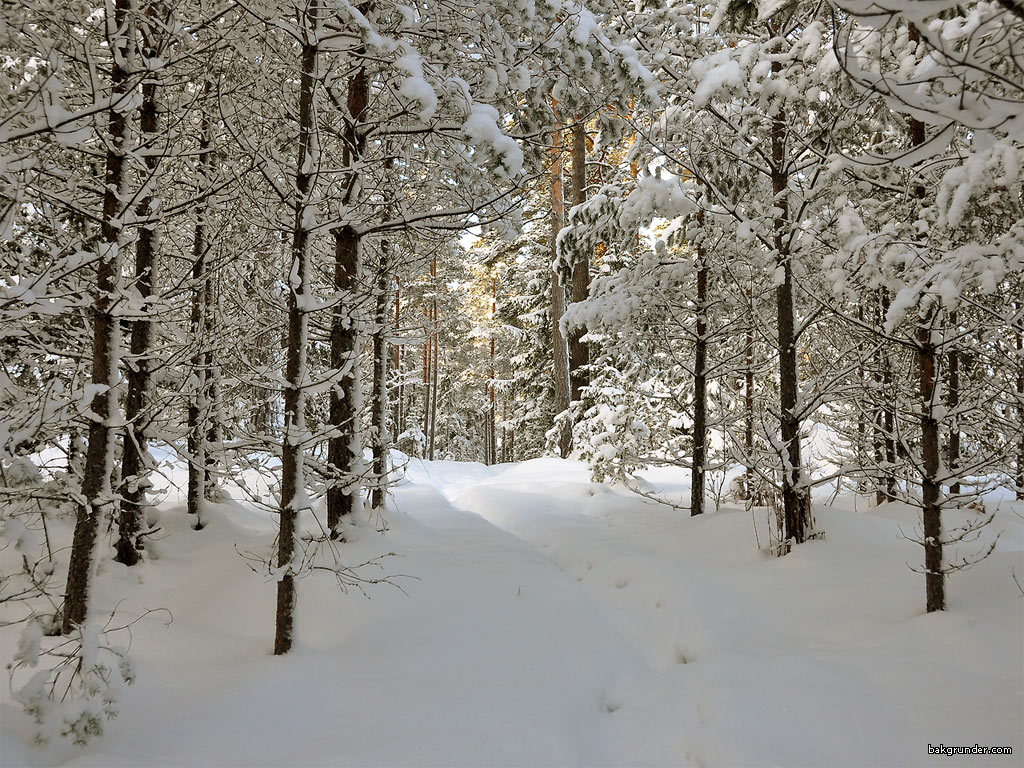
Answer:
(2, 456, 1022, 767)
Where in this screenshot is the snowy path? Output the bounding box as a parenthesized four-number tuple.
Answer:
(2, 456, 1021, 767)
(417, 458, 1024, 768)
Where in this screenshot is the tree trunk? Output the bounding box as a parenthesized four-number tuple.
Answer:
(550, 123, 571, 458)
(771, 59, 811, 546)
(919, 322, 945, 612)
(856, 304, 867, 492)
(907, 68, 944, 612)
(1017, 309, 1023, 502)
(203, 327, 220, 499)
(568, 120, 590, 404)
(744, 289, 754, 499)
(116, 62, 160, 566)
(276, 2, 318, 655)
(327, 227, 361, 534)
(326, 56, 369, 535)
(428, 260, 439, 460)
(370, 246, 390, 511)
(67, 427, 85, 479)
(946, 310, 960, 496)
(690, 213, 708, 517)
(878, 288, 897, 503)
(489, 277, 498, 465)
(501, 393, 509, 463)
(64, 0, 132, 633)
(393, 278, 402, 434)
(187, 81, 213, 527)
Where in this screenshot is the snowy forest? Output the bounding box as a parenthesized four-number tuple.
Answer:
(2, 0, 1023, 765)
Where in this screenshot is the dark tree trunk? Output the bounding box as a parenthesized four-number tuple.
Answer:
(1017, 311, 1023, 501)
(690, 214, 708, 517)
(276, 2, 318, 655)
(489, 278, 498, 465)
(64, 0, 132, 633)
(568, 121, 590, 405)
(878, 289, 898, 503)
(327, 227, 361, 534)
(423, 305, 431, 454)
(116, 65, 160, 566)
(919, 323, 945, 612)
(326, 57, 369, 535)
(501, 393, 509, 463)
(856, 304, 867, 492)
(428, 261, 439, 460)
(907, 68, 944, 612)
(392, 278, 403, 434)
(67, 427, 86, 479)
(550, 123, 571, 457)
(771, 59, 811, 546)
(873, 293, 888, 505)
(187, 82, 213, 527)
(370, 246, 390, 511)
(946, 311, 960, 496)
(744, 289, 754, 499)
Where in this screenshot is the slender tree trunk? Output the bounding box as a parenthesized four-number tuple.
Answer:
(568, 120, 590, 405)
(187, 81, 213, 527)
(1016, 306, 1024, 501)
(116, 61, 161, 566)
(276, 3, 318, 655)
(550, 122, 571, 457)
(326, 56, 369, 535)
(370, 246, 390, 511)
(919, 322, 945, 611)
(203, 306, 219, 499)
(489, 277, 498, 465)
(483, 393, 491, 466)
(873, 292, 886, 505)
(393, 278, 402, 434)
(907, 67, 944, 611)
(855, 304, 867, 492)
(770, 59, 811, 546)
(67, 427, 85, 479)
(691, 213, 708, 517)
(1016, 317, 1023, 501)
(64, 0, 132, 633)
(422, 305, 431, 452)
(879, 289, 897, 502)
(429, 312, 439, 459)
(744, 288, 755, 499)
(328, 227, 361, 534)
(946, 310, 960, 496)
(501, 394, 509, 463)
(428, 260, 439, 460)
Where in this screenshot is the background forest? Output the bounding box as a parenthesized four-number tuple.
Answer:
(2, 0, 1023, 763)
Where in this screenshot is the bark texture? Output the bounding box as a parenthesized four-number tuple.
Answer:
(690, 213, 708, 517)
(770, 57, 812, 546)
(908, 85, 944, 612)
(276, 3, 318, 655)
(187, 81, 214, 526)
(64, 0, 132, 633)
(370, 245, 390, 511)
(568, 121, 590, 405)
(116, 38, 161, 565)
(550, 124, 571, 457)
(326, 56, 369, 535)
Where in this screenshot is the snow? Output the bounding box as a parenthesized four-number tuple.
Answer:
(461, 104, 523, 180)
(395, 51, 438, 123)
(691, 54, 744, 110)
(2, 455, 1021, 766)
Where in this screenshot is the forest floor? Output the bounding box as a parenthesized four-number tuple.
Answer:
(1, 455, 1022, 767)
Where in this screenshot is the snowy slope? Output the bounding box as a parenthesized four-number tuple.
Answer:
(1, 456, 1021, 767)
